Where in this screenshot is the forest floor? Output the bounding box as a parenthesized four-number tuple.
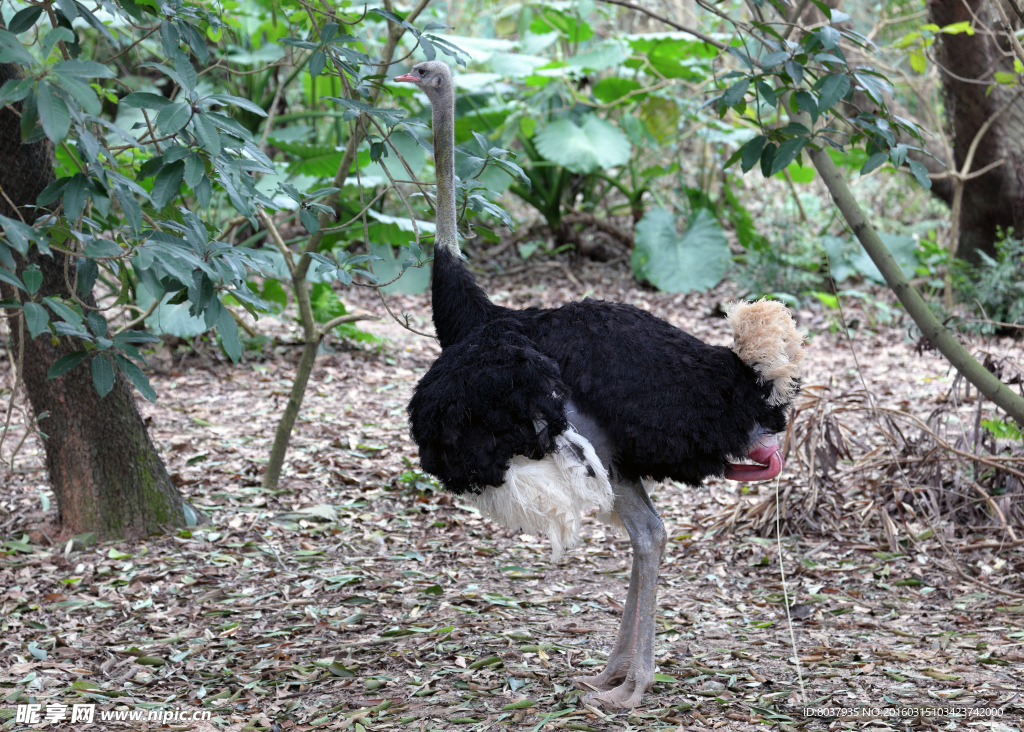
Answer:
(1, 254, 1023, 732)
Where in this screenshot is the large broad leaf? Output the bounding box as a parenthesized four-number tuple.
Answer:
(533, 116, 630, 174)
(137, 287, 207, 338)
(567, 40, 629, 72)
(821, 235, 857, 283)
(625, 36, 717, 80)
(367, 243, 430, 295)
(216, 302, 241, 363)
(632, 208, 730, 293)
(592, 77, 643, 104)
(849, 233, 919, 284)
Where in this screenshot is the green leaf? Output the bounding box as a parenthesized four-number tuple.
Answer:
(36, 83, 71, 143)
(172, 50, 197, 92)
(23, 302, 50, 338)
(627, 37, 715, 79)
(217, 302, 241, 363)
(9, 6, 44, 34)
(940, 21, 974, 35)
(87, 311, 108, 338)
(632, 208, 730, 293)
(533, 116, 630, 174)
(77, 258, 97, 298)
(83, 239, 122, 258)
(0, 77, 33, 106)
(0, 215, 40, 255)
(861, 151, 887, 175)
(785, 59, 804, 85)
(0, 29, 36, 65)
(139, 292, 206, 338)
(794, 90, 818, 123)
(119, 92, 173, 109)
(206, 93, 268, 117)
(755, 80, 777, 107)
(761, 50, 789, 69)
(740, 135, 765, 173)
(160, 19, 180, 56)
(91, 355, 114, 398)
(0, 266, 25, 292)
(723, 78, 750, 107)
(567, 40, 629, 72)
(850, 232, 920, 283)
(47, 351, 87, 380)
(530, 8, 592, 42)
(192, 114, 221, 157)
(760, 142, 777, 177)
(22, 266, 42, 295)
(56, 0, 78, 22)
(591, 77, 642, 104)
(57, 74, 100, 116)
(115, 355, 157, 402)
(53, 59, 114, 78)
(770, 137, 808, 175)
(909, 50, 927, 74)
(43, 296, 83, 326)
(309, 50, 326, 78)
(367, 243, 429, 295)
(300, 208, 320, 235)
(183, 152, 204, 188)
(907, 159, 932, 190)
(157, 102, 191, 134)
(260, 278, 288, 312)
(40, 27, 74, 60)
(62, 174, 88, 221)
(151, 161, 184, 209)
(819, 25, 841, 50)
(817, 73, 851, 113)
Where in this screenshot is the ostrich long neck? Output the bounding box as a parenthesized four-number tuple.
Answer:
(431, 85, 459, 258)
(430, 82, 500, 348)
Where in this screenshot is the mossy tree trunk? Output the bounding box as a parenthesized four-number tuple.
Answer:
(1, 62, 189, 539)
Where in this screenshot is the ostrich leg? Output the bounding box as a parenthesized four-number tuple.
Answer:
(576, 478, 666, 708)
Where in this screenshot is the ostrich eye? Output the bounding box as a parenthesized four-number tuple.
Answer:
(416, 68, 424, 75)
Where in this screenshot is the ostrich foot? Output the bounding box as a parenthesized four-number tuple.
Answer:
(574, 665, 629, 692)
(584, 677, 650, 710)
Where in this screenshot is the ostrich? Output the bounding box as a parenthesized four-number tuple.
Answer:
(396, 61, 804, 709)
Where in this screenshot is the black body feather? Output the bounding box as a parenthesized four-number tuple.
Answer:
(517, 300, 788, 484)
(409, 317, 568, 495)
(408, 248, 794, 493)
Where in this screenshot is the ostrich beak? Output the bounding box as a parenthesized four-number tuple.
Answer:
(724, 433, 783, 482)
(393, 73, 419, 83)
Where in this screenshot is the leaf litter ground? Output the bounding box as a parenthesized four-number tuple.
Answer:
(1, 258, 1022, 731)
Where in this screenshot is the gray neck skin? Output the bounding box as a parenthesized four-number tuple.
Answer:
(430, 85, 459, 255)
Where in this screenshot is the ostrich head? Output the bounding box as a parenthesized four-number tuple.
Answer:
(393, 61, 454, 104)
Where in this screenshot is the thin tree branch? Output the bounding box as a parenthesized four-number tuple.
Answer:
(809, 146, 1024, 427)
(1005, 0, 1024, 25)
(593, 0, 728, 50)
(319, 311, 377, 333)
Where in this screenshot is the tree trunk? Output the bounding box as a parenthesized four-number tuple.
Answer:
(1, 63, 190, 539)
(931, 0, 1024, 264)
